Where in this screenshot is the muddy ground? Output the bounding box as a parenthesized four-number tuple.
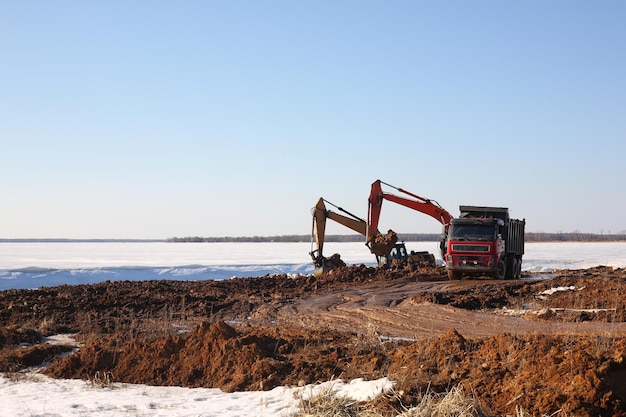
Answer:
(1, 263, 626, 416)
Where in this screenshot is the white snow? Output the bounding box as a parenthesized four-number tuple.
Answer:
(0, 373, 393, 417)
(539, 285, 581, 296)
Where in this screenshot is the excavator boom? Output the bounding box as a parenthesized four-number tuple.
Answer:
(368, 179, 452, 233)
(368, 179, 453, 260)
(310, 198, 369, 276)
(310, 198, 367, 260)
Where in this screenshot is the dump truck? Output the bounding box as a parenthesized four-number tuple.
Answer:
(444, 206, 525, 280)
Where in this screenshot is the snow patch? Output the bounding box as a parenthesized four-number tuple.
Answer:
(539, 286, 581, 296)
(0, 373, 393, 417)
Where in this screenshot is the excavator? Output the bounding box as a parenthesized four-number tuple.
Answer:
(309, 197, 397, 277)
(367, 179, 453, 263)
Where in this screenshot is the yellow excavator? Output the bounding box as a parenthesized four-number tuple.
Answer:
(309, 197, 397, 277)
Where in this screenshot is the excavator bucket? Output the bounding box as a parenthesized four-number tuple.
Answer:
(312, 256, 328, 277)
(368, 230, 398, 257)
(313, 264, 326, 278)
(313, 254, 346, 277)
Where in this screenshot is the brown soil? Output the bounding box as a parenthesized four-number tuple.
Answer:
(1, 264, 626, 416)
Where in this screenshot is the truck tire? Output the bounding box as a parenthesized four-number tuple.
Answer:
(514, 257, 522, 279)
(493, 258, 506, 280)
(506, 256, 516, 280)
(447, 270, 461, 280)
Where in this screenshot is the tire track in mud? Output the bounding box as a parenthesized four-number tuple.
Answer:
(275, 277, 626, 340)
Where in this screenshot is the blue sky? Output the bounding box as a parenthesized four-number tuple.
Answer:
(1, 1, 625, 238)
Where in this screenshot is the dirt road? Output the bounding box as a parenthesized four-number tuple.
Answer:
(274, 275, 626, 340)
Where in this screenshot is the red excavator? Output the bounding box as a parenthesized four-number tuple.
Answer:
(309, 197, 397, 276)
(367, 179, 453, 264)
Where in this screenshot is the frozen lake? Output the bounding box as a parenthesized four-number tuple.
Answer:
(1, 241, 625, 290)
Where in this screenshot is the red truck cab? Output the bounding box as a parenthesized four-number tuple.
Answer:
(444, 206, 524, 280)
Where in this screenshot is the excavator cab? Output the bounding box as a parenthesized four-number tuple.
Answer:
(389, 243, 408, 260)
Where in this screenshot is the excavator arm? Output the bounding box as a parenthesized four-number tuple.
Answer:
(310, 197, 367, 261)
(368, 180, 452, 231)
(310, 198, 368, 276)
(368, 180, 453, 258)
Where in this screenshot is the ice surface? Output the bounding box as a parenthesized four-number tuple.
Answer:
(0, 241, 624, 290)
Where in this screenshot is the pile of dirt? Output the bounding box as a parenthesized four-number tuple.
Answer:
(42, 321, 626, 416)
(0, 325, 43, 348)
(44, 321, 384, 392)
(0, 263, 446, 337)
(368, 230, 399, 257)
(386, 329, 626, 416)
(0, 326, 72, 372)
(2, 263, 626, 415)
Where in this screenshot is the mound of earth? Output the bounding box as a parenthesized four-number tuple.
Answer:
(41, 321, 626, 416)
(2, 263, 626, 416)
(44, 321, 377, 392)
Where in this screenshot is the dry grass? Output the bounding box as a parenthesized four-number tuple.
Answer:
(397, 386, 485, 417)
(294, 383, 487, 417)
(294, 382, 380, 417)
(88, 370, 115, 388)
(353, 322, 386, 353)
(293, 383, 572, 417)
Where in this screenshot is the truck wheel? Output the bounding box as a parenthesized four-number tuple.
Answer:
(493, 258, 506, 280)
(514, 258, 522, 279)
(447, 270, 461, 280)
(509, 258, 519, 280)
(506, 256, 515, 280)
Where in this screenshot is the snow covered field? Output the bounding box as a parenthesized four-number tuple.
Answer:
(1, 241, 624, 416)
(0, 373, 393, 417)
(1, 241, 625, 291)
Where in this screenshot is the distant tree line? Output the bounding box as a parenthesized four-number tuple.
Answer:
(167, 235, 313, 243)
(166, 234, 440, 243)
(167, 232, 626, 243)
(525, 232, 626, 242)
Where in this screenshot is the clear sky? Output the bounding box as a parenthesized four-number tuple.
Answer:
(1, 1, 625, 239)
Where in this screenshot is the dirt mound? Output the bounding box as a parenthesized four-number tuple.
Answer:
(0, 264, 447, 337)
(43, 322, 626, 416)
(0, 344, 70, 373)
(3, 264, 626, 415)
(0, 325, 43, 348)
(45, 321, 380, 392)
(387, 330, 626, 416)
(0, 326, 72, 373)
